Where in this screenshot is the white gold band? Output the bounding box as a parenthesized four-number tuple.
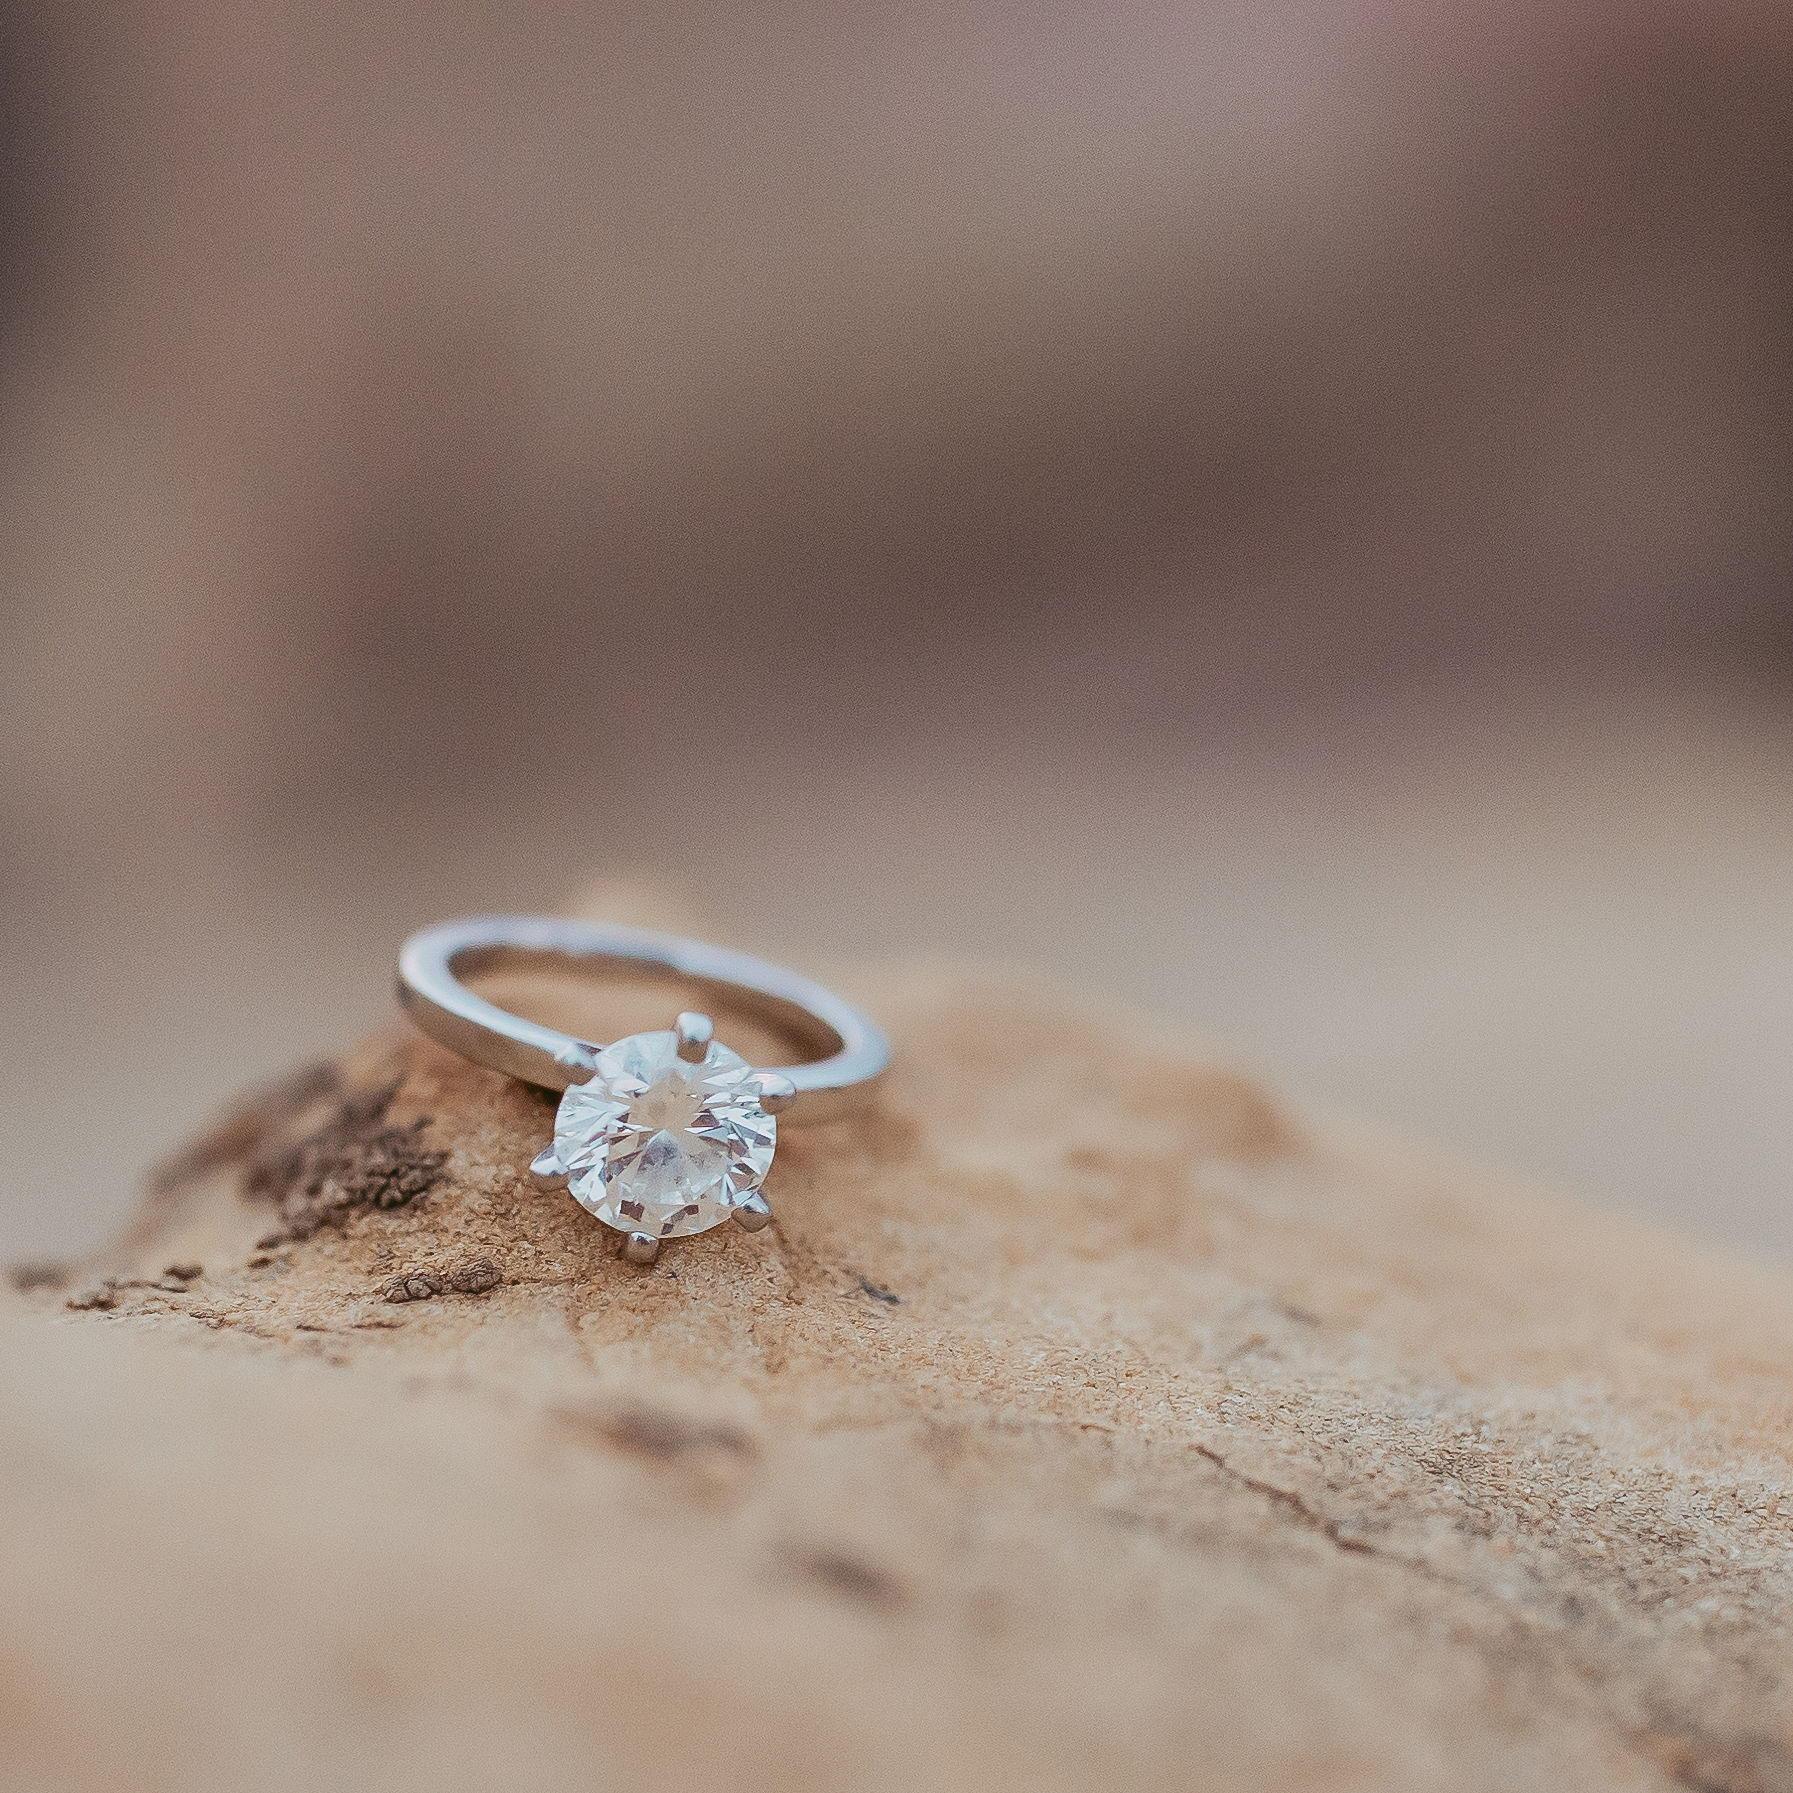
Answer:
(396, 915, 889, 1124)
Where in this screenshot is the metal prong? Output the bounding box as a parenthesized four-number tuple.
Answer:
(754, 1071, 796, 1114)
(674, 1011, 714, 1063)
(622, 1231, 660, 1265)
(555, 1040, 600, 1078)
(733, 1193, 773, 1233)
(530, 1145, 565, 1183)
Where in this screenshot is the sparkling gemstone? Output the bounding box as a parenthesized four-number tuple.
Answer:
(552, 1030, 775, 1238)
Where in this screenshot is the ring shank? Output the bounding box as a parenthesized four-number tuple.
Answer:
(396, 916, 888, 1123)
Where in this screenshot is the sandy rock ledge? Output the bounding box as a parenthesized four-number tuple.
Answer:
(5, 948, 1793, 1793)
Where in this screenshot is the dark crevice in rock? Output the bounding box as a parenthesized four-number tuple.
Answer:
(555, 1401, 757, 1465)
(1191, 1440, 1793, 1793)
(1191, 1440, 1465, 1597)
(785, 1547, 909, 1612)
(8, 1259, 70, 1293)
(244, 1079, 448, 1244)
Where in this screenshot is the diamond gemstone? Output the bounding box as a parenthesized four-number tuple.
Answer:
(553, 1030, 775, 1238)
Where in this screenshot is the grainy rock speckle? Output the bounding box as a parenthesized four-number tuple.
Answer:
(379, 1269, 444, 1304)
(446, 1256, 502, 1295)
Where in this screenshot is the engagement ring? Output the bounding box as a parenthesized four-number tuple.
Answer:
(396, 916, 888, 1263)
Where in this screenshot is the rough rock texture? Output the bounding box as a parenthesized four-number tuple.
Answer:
(5, 918, 1793, 1793)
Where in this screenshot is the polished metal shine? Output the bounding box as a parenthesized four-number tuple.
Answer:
(396, 915, 888, 1262)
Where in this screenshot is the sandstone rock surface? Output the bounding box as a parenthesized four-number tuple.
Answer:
(5, 909, 1793, 1792)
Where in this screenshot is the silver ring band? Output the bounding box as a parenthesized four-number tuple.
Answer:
(396, 915, 888, 1124)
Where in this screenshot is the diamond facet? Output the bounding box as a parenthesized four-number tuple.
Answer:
(552, 1030, 776, 1239)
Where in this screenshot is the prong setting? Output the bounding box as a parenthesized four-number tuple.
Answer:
(754, 1071, 796, 1114)
(674, 1011, 714, 1063)
(622, 1232, 661, 1265)
(554, 1040, 600, 1078)
(733, 1193, 773, 1233)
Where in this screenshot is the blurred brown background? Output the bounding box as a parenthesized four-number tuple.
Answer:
(2, 3, 1790, 1263)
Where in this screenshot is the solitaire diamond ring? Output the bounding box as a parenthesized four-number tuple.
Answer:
(396, 916, 889, 1263)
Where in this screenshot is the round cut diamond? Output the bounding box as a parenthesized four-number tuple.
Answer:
(553, 1030, 775, 1239)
